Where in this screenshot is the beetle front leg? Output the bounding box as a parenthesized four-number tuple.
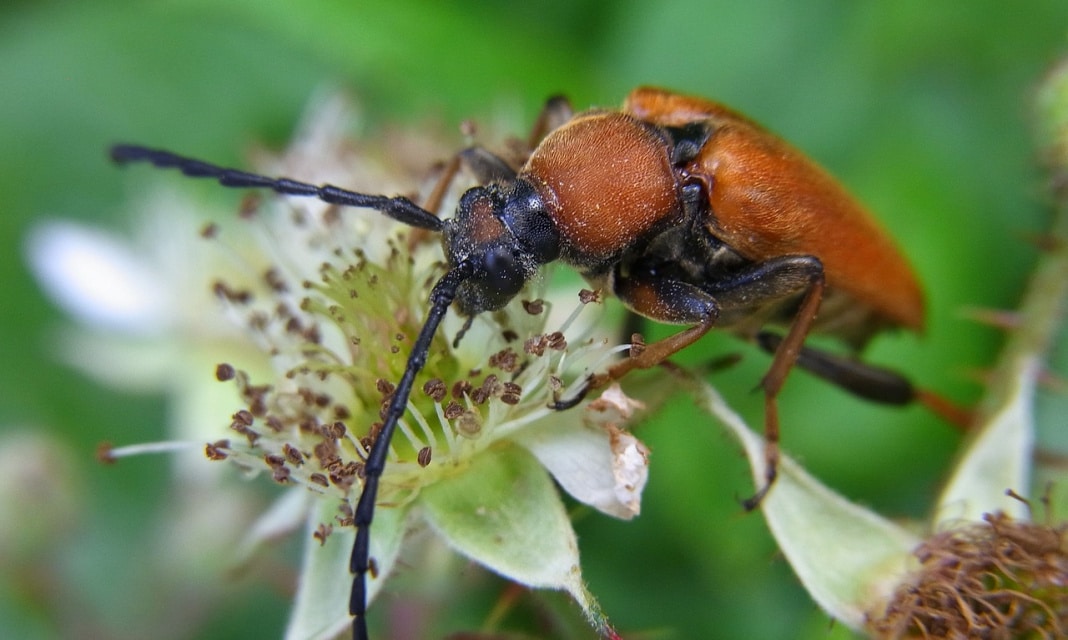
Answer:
(408, 147, 518, 252)
(527, 95, 575, 148)
(549, 272, 720, 410)
(605, 276, 722, 382)
(421, 147, 519, 218)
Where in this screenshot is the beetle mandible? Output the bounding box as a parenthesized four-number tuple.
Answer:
(111, 86, 965, 640)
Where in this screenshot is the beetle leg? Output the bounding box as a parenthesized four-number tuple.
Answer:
(527, 95, 575, 149)
(412, 146, 520, 255)
(431, 96, 571, 203)
(556, 256, 826, 511)
(605, 275, 721, 381)
(426, 94, 574, 197)
(457, 146, 519, 184)
(421, 147, 519, 216)
(745, 272, 825, 509)
(419, 154, 463, 217)
(756, 332, 914, 404)
(619, 253, 827, 510)
(756, 332, 974, 429)
(549, 273, 720, 410)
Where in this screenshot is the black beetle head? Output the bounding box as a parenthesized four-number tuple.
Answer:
(443, 179, 561, 316)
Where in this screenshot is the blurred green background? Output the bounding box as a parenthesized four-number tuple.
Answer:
(3, 1, 1067, 639)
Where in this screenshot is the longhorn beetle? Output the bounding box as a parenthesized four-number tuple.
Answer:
(111, 87, 967, 639)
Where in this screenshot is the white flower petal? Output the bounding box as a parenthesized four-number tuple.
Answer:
(518, 386, 649, 520)
(934, 356, 1036, 524)
(236, 488, 313, 568)
(286, 505, 353, 640)
(286, 498, 408, 640)
(26, 220, 167, 333)
(51, 331, 178, 391)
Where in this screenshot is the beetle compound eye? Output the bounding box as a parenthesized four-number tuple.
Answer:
(453, 243, 531, 316)
(483, 246, 526, 298)
(498, 180, 561, 263)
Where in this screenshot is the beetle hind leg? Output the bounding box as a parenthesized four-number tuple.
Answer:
(756, 332, 974, 429)
(756, 332, 914, 404)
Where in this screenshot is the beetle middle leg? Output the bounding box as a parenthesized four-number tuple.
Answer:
(557, 254, 827, 509)
(742, 264, 825, 509)
(693, 254, 827, 508)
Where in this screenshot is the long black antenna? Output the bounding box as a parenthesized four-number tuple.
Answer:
(349, 261, 473, 640)
(110, 145, 445, 231)
(111, 145, 472, 639)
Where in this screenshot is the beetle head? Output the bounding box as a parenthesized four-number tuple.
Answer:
(443, 179, 561, 316)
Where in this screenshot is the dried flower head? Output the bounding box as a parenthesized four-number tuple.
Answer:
(872, 511, 1068, 639)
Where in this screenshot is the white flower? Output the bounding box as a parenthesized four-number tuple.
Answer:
(32, 91, 651, 639)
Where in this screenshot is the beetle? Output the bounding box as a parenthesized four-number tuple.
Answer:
(110, 87, 966, 640)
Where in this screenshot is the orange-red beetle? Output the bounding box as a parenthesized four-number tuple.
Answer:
(111, 87, 959, 640)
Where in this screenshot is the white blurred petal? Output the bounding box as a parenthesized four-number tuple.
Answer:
(934, 356, 1036, 524)
(237, 488, 313, 567)
(27, 220, 166, 333)
(54, 331, 180, 390)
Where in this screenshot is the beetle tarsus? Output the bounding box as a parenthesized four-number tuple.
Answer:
(549, 375, 595, 410)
